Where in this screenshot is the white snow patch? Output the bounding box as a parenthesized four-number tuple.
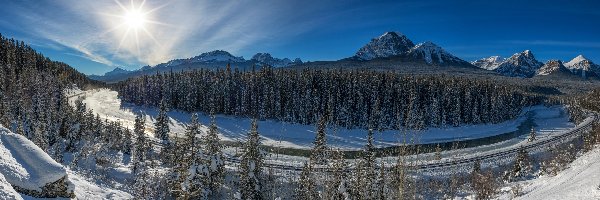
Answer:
(0, 126, 67, 192)
(495, 146, 600, 200)
(0, 173, 23, 200)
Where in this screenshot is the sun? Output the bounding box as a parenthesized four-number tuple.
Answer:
(123, 9, 146, 29)
(102, 0, 167, 55)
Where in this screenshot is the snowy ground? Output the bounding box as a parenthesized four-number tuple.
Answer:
(19, 170, 132, 200)
(0, 126, 68, 193)
(496, 146, 600, 200)
(79, 89, 574, 150)
(0, 172, 22, 200)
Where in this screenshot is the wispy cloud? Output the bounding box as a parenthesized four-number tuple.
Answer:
(0, 0, 332, 68)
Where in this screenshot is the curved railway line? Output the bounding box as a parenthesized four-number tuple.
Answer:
(221, 115, 597, 172)
(68, 90, 597, 172)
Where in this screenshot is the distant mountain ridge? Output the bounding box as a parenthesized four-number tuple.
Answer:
(473, 52, 599, 79)
(89, 50, 302, 82)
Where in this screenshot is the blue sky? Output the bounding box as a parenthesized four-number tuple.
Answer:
(0, 0, 599, 75)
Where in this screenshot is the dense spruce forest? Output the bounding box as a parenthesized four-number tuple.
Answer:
(116, 65, 543, 130)
(0, 34, 133, 182)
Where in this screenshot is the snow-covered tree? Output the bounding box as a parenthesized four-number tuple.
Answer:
(181, 139, 209, 199)
(508, 146, 532, 181)
(155, 99, 173, 164)
(155, 98, 170, 141)
(352, 129, 378, 199)
(528, 127, 536, 142)
(296, 162, 319, 200)
(310, 116, 328, 165)
(202, 114, 225, 196)
(325, 148, 350, 200)
(238, 119, 263, 199)
(133, 114, 149, 173)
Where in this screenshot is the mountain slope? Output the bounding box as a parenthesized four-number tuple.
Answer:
(472, 56, 505, 70)
(252, 53, 302, 67)
(564, 55, 599, 79)
(493, 50, 543, 78)
(345, 32, 476, 69)
(405, 41, 474, 67)
(354, 31, 415, 60)
(89, 50, 301, 82)
(536, 60, 577, 77)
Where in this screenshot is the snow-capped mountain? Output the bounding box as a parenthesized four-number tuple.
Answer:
(354, 32, 415, 60)
(251, 53, 302, 67)
(406, 41, 467, 65)
(472, 56, 505, 70)
(89, 50, 303, 82)
(536, 60, 573, 76)
(348, 32, 475, 68)
(191, 50, 245, 63)
(564, 55, 599, 79)
(104, 67, 130, 76)
(493, 50, 543, 78)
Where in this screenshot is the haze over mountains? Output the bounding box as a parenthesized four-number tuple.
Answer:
(90, 31, 599, 82)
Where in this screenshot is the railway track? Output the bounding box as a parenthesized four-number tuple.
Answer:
(70, 89, 596, 172)
(137, 114, 598, 173)
(220, 114, 597, 172)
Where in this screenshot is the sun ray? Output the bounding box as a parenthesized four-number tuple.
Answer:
(105, 0, 169, 60)
(141, 27, 162, 47)
(117, 26, 132, 50)
(134, 28, 140, 56)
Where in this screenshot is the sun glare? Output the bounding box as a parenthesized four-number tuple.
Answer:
(124, 9, 145, 29)
(103, 0, 167, 55)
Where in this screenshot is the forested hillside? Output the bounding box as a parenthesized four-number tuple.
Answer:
(0, 35, 134, 197)
(116, 65, 543, 130)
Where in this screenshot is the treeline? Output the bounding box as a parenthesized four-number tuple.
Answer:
(0, 34, 131, 178)
(0, 34, 114, 152)
(116, 65, 542, 130)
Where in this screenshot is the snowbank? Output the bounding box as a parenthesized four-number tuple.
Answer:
(514, 147, 600, 200)
(67, 170, 133, 199)
(0, 126, 73, 197)
(0, 173, 22, 200)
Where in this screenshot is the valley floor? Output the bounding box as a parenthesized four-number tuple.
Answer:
(76, 89, 573, 150)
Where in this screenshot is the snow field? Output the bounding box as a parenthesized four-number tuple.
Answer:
(81, 89, 573, 151)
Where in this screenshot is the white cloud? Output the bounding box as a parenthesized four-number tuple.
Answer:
(2, 0, 343, 69)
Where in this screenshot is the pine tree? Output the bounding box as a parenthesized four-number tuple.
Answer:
(510, 146, 531, 181)
(353, 129, 378, 199)
(184, 113, 201, 162)
(239, 119, 263, 199)
(296, 162, 319, 200)
(472, 160, 481, 175)
(181, 137, 209, 199)
(202, 113, 225, 196)
(528, 127, 536, 142)
(155, 99, 170, 141)
(325, 148, 350, 200)
(311, 116, 328, 165)
(435, 143, 442, 160)
(155, 99, 172, 164)
(133, 115, 148, 173)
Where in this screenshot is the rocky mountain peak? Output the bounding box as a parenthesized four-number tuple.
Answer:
(354, 31, 415, 60)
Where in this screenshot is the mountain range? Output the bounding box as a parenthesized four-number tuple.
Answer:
(90, 31, 598, 82)
(89, 51, 303, 82)
(473, 51, 599, 79)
